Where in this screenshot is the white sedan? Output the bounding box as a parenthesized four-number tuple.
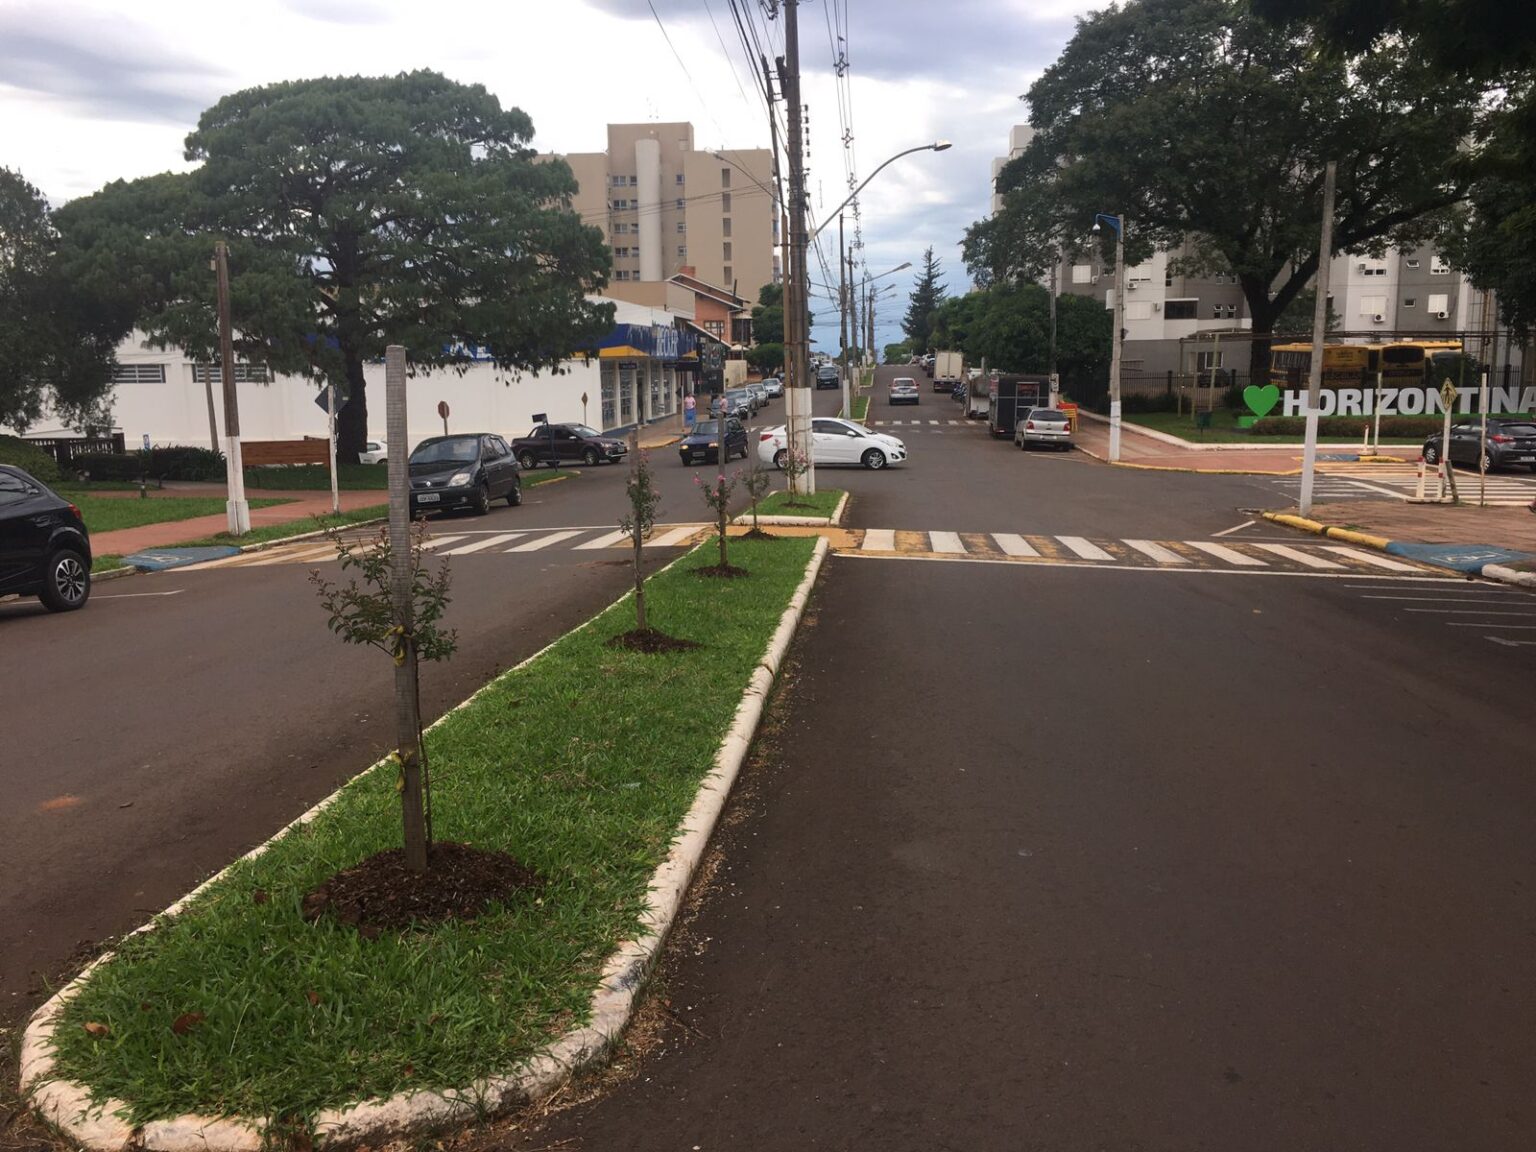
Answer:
(757, 417, 908, 471)
(359, 438, 388, 464)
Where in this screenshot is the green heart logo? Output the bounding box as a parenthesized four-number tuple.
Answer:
(1243, 384, 1281, 418)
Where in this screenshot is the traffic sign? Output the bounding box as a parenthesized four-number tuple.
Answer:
(1439, 379, 1458, 411)
(437, 400, 450, 420)
(314, 385, 349, 414)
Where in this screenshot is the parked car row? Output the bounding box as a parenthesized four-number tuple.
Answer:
(1422, 419, 1536, 472)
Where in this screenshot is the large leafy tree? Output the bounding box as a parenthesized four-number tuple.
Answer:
(0, 169, 128, 431)
(55, 71, 613, 460)
(901, 246, 948, 351)
(932, 282, 1111, 397)
(969, 0, 1491, 385)
(751, 281, 784, 345)
(1255, 0, 1536, 335)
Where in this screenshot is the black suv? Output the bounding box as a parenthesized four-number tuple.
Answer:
(815, 365, 840, 390)
(0, 465, 92, 612)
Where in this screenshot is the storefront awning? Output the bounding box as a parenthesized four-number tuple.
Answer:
(588, 322, 697, 361)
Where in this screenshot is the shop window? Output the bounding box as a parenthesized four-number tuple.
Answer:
(601, 363, 617, 427)
(619, 364, 636, 423)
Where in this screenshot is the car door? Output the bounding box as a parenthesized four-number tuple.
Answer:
(1449, 423, 1477, 464)
(811, 418, 853, 464)
(477, 437, 503, 496)
(0, 470, 48, 593)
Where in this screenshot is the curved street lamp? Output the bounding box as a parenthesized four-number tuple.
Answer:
(812, 142, 952, 239)
(1091, 212, 1126, 462)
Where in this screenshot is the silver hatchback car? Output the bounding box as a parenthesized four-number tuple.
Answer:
(1015, 407, 1073, 450)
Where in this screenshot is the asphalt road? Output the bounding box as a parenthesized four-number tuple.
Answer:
(0, 382, 843, 1013)
(497, 365, 1536, 1151)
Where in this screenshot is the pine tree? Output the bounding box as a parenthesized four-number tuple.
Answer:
(901, 247, 948, 351)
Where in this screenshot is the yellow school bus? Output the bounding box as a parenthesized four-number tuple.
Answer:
(1270, 340, 1463, 387)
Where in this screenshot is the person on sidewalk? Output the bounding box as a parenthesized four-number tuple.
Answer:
(684, 392, 697, 429)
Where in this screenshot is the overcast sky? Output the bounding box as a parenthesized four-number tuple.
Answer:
(0, 0, 1098, 351)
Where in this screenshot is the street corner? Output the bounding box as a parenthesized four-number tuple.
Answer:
(1384, 541, 1536, 575)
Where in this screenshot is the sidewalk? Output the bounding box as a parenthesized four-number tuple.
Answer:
(90, 488, 386, 556)
(1074, 411, 1417, 474)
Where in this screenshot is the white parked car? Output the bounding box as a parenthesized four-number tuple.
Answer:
(359, 438, 388, 464)
(757, 417, 908, 471)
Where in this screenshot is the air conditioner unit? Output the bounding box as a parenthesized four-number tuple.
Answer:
(1435, 310, 1449, 319)
(1152, 302, 1162, 311)
(1358, 262, 1369, 271)
(1372, 313, 1386, 323)
(1127, 282, 1137, 290)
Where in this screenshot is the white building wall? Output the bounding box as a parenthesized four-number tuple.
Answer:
(635, 137, 663, 282)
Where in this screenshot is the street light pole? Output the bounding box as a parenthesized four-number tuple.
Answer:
(811, 142, 951, 241)
(1093, 214, 1125, 462)
(839, 212, 851, 419)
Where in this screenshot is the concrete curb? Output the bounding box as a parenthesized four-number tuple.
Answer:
(1259, 511, 1392, 550)
(735, 490, 849, 528)
(1077, 409, 1417, 458)
(1261, 510, 1536, 589)
(22, 537, 830, 1152)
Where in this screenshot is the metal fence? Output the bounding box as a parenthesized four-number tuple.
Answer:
(23, 434, 128, 465)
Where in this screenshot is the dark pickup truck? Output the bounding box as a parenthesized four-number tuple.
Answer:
(511, 423, 629, 468)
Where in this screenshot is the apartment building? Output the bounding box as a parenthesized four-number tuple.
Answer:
(564, 122, 778, 302)
(990, 124, 1035, 215)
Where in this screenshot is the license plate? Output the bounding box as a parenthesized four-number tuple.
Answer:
(415, 492, 441, 503)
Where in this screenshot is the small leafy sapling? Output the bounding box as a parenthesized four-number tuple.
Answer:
(618, 437, 662, 630)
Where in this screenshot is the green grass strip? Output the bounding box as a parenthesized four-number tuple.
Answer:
(73, 495, 290, 534)
(754, 488, 844, 518)
(49, 535, 818, 1124)
(92, 554, 127, 574)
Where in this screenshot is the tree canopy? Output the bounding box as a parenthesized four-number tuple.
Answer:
(752, 282, 784, 345)
(55, 71, 613, 459)
(901, 247, 947, 351)
(0, 169, 127, 432)
(930, 283, 1111, 398)
(969, 0, 1491, 383)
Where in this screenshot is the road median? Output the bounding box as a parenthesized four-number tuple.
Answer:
(25, 534, 827, 1150)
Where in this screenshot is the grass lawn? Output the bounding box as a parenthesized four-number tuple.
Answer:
(49, 535, 819, 1124)
(754, 488, 844, 518)
(73, 495, 290, 535)
(92, 555, 127, 574)
(847, 395, 870, 422)
(1123, 409, 1421, 444)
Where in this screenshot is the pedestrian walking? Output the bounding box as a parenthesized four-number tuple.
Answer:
(684, 391, 697, 428)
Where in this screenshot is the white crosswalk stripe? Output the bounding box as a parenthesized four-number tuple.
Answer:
(1274, 463, 1536, 506)
(1124, 539, 1188, 565)
(649, 524, 704, 548)
(929, 531, 967, 553)
(1057, 536, 1114, 561)
(992, 533, 1040, 558)
(442, 533, 525, 555)
(573, 529, 631, 550)
(1185, 541, 1268, 567)
(1319, 546, 1423, 572)
(419, 535, 469, 551)
(507, 529, 585, 552)
(861, 528, 896, 551)
(1250, 542, 1346, 569)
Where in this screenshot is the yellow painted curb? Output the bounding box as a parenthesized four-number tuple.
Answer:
(1263, 512, 1326, 535)
(1326, 526, 1393, 550)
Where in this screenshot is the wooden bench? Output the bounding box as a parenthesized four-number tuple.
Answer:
(241, 439, 330, 467)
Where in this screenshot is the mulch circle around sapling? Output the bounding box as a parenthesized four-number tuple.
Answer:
(741, 528, 778, 540)
(302, 841, 542, 934)
(606, 628, 702, 653)
(693, 563, 750, 579)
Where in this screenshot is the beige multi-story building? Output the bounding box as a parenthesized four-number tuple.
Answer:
(564, 122, 778, 303)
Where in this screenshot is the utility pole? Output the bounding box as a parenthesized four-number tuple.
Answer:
(779, 0, 815, 493)
(214, 241, 250, 535)
(763, 53, 799, 471)
(1109, 223, 1125, 462)
(1298, 160, 1337, 517)
(839, 213, 851, 419)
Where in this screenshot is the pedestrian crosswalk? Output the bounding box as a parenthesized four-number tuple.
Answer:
(1274, 462, 1536, 507)
(177, 524, 712, 570)
(867, 418, 980, 429)
(845, 528, 1438, 575)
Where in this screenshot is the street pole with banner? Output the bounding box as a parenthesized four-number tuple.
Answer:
(1298, 160, 1337, 517)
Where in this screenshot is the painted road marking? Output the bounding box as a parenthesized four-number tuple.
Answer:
(1212, 520, 1257, 537)
(862, 529, 896, 551)
(929, 531, 967, 554)
(649, 524, 705, 547)
(248, 544, 336, 566)
(992, 533, 1040, 558)
(1448, 622, 1536, 628)
(443, 533, 525, 555)
(574, 529, 633, 550)
(1403, 608, 1536, 616)
(419, 535, 469, 552)
(506, 529, 587, 551)
(1057, 536, 1114, 561)
(1186, 541, 1268, 567)
(1320, 546, 1422, 572)
(92, 589, 186, 599)
(1124, 539, 1188, 565)
(1251, 543, 1347, 570)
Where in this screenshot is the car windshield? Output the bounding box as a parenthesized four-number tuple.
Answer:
(410, 437, 478, 464)
(692, 420, 721, 436)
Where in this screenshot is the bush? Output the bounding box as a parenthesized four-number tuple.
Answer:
(150, 445, 225, 480)
(1248, 415, 1444, 438)
(73, 452, 146, 481)
(0, 435, 62, 483)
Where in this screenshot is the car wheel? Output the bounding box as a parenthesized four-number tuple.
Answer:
(1422, 442, 1440, 465)
(862, 448, 887, 470)
(774, 449, 789, 471)
(1482, 449, 1495, 473)
(472, 482, 491, 515)
(39, 548, 90, 612)
(507, 481, 522, 507)
(518, 451, 539, 470)
(583, 447, 600, 466)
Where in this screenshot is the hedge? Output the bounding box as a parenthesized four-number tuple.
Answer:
(72, 446, 227, 482)
(1247, 415, 1445, 438)
(0, 435, 63, 483)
